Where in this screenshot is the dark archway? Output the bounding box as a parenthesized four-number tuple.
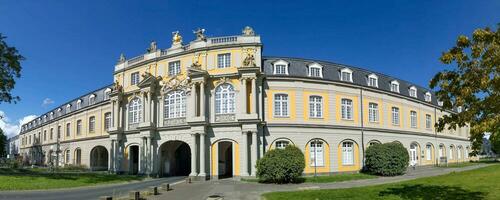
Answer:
(218, 141, 233, 179)
(90, 146, 109, 171)
(159, 141, 191, 177)
(129, 145, 139, 175)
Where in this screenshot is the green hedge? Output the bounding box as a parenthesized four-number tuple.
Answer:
(365, 142, 409, 176)
(256, 145, 305, 183)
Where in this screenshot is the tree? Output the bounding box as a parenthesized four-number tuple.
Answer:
(430, 25, 499, 155)
(0, 33, 24, 104)
(0, 129, 6, 158)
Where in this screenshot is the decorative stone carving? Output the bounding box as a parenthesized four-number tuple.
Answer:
(191, 61, 202, 69)
(161, 75, 192, 92)
(112, 80, 123, 92)
(242, 54, 256, 68)
(193, 28, 206, 41)
(163, 117, 187, 126)
(147, 41, 157, 53)
(215, 114, 236, 122)
(172, 31, 182, 45)
(242, 26, 255, 36)
(215, 77, 231, 86)
(118, 53, 126, 64)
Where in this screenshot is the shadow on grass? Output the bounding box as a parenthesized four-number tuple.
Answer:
(379, 184, 485, 200)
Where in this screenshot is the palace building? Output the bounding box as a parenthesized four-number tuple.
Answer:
(18, 27, 471, 179)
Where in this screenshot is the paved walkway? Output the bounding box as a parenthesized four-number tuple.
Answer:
(0, 176, 186, 200)
(149, 164, 489, 200)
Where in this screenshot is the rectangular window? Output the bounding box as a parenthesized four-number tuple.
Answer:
(274, 64, 287, 75)
(368, 77, 377, 87)
(57, 126, 61, 139)
(341, 99, 353, 120)
(104, 112, 112, 130)
(274, 94, 289, 117)
(66, 123, 71, 137)
(309, 96, 323, 118)
(217, 53, 231, 68)
(43, 131, 47, 141)
(426, 114, 432, 129)
(392, 107, 400, 125)
(410, 88, 417, 97)
(309, 67, 321, 77)
(89, 116, 95, 133)
(410, 111, 417, 128)
(309, 141, 324, 166)
(50, 128, 53, 140)
(131, 72, 140, 85)
(426, 145, 432, 161)
(341, 72, 352, 82)
(342, 142, 354, 165)
(391, 83, 399, 93)
(168, 61, 181, 76)
(76, 120, 82, 135)
(368, 103, 379, 122)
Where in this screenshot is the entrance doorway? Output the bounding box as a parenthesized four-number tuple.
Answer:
(159, 141, 191, 177)
(218, 141, 233, 179)
(129, 145, 139, 175)
(90, 146, 109, 171)
(410, 144, 418, 166)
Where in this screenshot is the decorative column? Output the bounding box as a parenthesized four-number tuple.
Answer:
(111, 139, 116, 172)
(190, 83, 197, 118)
(112, 100, 119, 128)
(141, 94, 146, 123)
(198, 133, 206, 177)
(147, 136, 152, 174)
(145, 92, 151, 123)
(189, 133, 198, 177)
(251, 78, 257, 114)
(200, 81, 205, 119)
(251, 131, 258, 176)
(241, 131, 249, 177)
(240, 78, 247, 114)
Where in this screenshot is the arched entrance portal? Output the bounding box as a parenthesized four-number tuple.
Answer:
(218, 141, 233, 179)
(90, 146, 109, 171)
(159, 141, 191, 177)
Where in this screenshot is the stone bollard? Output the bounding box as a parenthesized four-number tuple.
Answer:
(99, 196, 112, 200)
(187, 178, 192, 184)
(161, 183, 170, 191)
(149, 186, 159, 195)
(129, 191, 140, 200)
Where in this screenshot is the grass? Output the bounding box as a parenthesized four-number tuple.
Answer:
(263, 164, 500, 200)
(0, 168, 144, 190)
(438, 162, 479, 168)
(242, 173, 376, 183)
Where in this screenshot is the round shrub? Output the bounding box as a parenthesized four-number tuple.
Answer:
(256, 145, 305, 183)
(365, 142, 409, 176)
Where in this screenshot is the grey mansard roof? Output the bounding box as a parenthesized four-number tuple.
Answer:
(262, 56, 440, 106)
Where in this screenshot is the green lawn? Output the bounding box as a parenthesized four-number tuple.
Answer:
(438, 162, 479, 168)
(263, 164, 500, 200)
(242, 173, 376, 184)
(0, 168, 144, 190)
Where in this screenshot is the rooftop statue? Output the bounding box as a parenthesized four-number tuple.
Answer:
(193, 28, 206, 41)
(172, 31, 182, 44)
(147, 41, 157, 53)
(118, 53, 126, 64)
(242, 26, 255, 36)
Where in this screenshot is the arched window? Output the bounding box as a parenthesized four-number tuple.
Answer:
(164, 90, 186, 119)
(215, 84, 235, 114)
(310, 140, 324, 166)
(275, 140, 290, 149)
(426, 144, 432, 161)
(75, 148, 82, 165)
(409, 86, 417, 98)
(104, 88, 112, 100)
(65, 150, 71, 164)
(89, 94, 96, 105)
(129, 98, 142, 124)
(342, 141, 354, 165)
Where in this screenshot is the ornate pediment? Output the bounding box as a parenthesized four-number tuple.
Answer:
(137, 72, 157, 88)
(160, 75, 192, 93)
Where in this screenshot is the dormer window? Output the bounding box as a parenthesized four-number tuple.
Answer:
(50, 112, 54, 119)
(43, 115, 47, 122)
(104, 88, 111, 100)
(308, 63, 323, 78)
(390, 80, 400, 93)
(273, 60, 289, 75)
(66, 104, 71, 113)
(367, 74, 378, 87)
(340, 68, 353, 82)
(409, 86, 417, 98)
(438, 101, 443, 106)
(76, 99, 82, 109)
(89, 94, 96, 105)
(57, 108, 62, 115)
(425, 92, 432, 102)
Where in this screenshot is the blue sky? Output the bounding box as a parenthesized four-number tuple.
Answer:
(0, 0, 499, 137)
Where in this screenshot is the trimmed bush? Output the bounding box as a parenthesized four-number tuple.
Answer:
(365, 142, 409, 176)
(256, 145, 305, 183)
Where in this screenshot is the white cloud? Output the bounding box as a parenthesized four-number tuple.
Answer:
(42, 98, 54, 107)
(0, 110, 37, 138)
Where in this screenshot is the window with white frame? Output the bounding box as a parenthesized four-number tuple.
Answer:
(275, 140, 290, 149)
(273, 60, 289, 75)
(89, 94, 96, 105)
(168, 60, 181, 76)
(342, 141, 354, 165)
(215, 84, 235, 114)
(309, 96, 323, 118)
(439, 145, 444, 157)
(425, 114, 432, 129)
(309, 140, 324, 166)
(217, 53, 231, 68)
(76, 100, 82, 109)
(66, 104, 71, 113)
(341, 98, 353, 120)
(164, 90, 186, 119)
(458, 147, 462, 159)
(88, 116, 95, 133)
(425, 92, 432, 102)
(308, 63, 323, 78)
(391, 80, 400, 93)
(410, 110, 417, 128)
(274, 94, 289, 117)
(50, 112, 54, 119)
(392, 107, 400, 125)
(449, 146, 454, 159)
(426, 145, 432, 161)
(368, 103, 379, 122)
(340, 68, 353, 82)
(368, 74, 378, 87)
(104, 88, 111, 100)
(131, 72, 140, 85)
(409, 86, 417, 98)
(129, 98, 142, 124)
(104, 112, 111, 130)
(76, 120, 82, 135)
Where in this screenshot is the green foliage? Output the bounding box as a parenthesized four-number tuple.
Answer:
(365, 142, 409, 176)
(0, 129, 6, 158)
(490, 133, 500, 155)
(256, 145, 305, 183)
(60, 164, 88, 172)
(429, 25, 500, 154)
(0, 33, 24, 104)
